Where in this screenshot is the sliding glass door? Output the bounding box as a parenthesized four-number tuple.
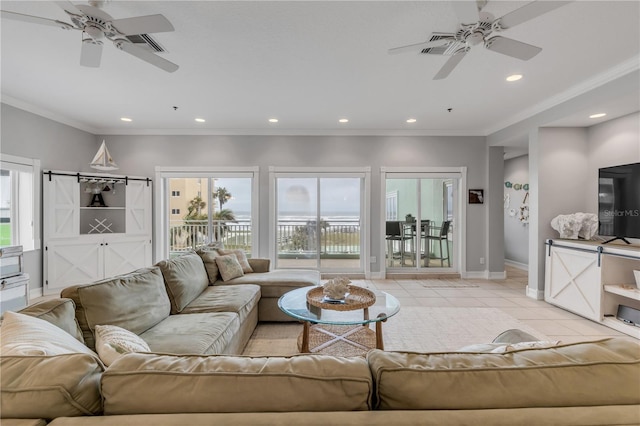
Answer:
(157, 169, 258, 259)
(385, 174, 458, 270)
(274, 173, 364, 271)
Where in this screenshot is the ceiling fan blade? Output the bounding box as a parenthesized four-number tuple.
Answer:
(111, 14, 174, 35)
(498, 1, 572, 29)
(485, 36, 541, 60)
(388, 38, 453, 55)
(80, 40, 103, 67)
(1, 10, 71, 28)
(53, 1, 84, 16)
(116, 41, 179, 72)
(433, 52, 467, 80)
(452, 1, 480, 24)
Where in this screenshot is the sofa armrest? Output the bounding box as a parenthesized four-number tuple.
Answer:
(248, 258, 270, 273)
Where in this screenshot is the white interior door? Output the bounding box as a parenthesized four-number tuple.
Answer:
(45, 239, 102, 294)
(126, 180, 151, 235)
(103, 237, 151, 277)
(46, 175, 79, 239)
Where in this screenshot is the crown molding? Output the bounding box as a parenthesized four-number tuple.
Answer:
(1, 95, 99, 134)
(484, 55, 640, 135)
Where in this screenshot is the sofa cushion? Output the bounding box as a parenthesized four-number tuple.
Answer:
(17, 298, 84, 343)
(216, 255, 244, 281)
(0, 312, 104, 418)
(0, 311, 96, 358)
(1, 354, 104, 419)
(101, 353, 372, 415)
(156, 253, 210, 314)
(367, 338, 640, 410)
(216, 270, 320, 298)
(139, 312, 240, 355)
(196, 249, 220, 284)
(181, 284, 261, 324)
(218, 249, 253, 273)
(94, 325, 151, 367)
(61, 267, 171, 351)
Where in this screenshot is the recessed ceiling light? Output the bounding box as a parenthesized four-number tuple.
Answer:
(120, 117, 132, 122)
(268, 118, 279, 123)
(338, 118, 349, 123)
(195, 118, 206, 123)
(506, 74, 523, 82)
(406, 118, 417, 123)
(589, 113, 607, 119)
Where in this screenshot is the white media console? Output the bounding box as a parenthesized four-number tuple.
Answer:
(544, 239, 640, 339)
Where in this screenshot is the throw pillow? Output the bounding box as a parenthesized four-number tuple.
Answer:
(94, 324, 151, 366)
(219, 249, 253, 273)
(196, 248, 220, 284)
(490, 340, 561, 353)
(216, 254, 245, 281)
(0, 311, 97, 358)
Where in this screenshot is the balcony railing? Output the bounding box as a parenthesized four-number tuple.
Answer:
(169, 219, 361, 257)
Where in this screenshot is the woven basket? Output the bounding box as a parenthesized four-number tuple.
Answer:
(306, 285, 376, 311)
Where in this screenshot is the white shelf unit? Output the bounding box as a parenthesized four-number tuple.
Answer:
(544, 239, 640, 339)
(43, 170, 153, 295)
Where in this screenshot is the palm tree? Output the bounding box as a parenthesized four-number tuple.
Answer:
(212, 208, 237, 240)
(214, 187, 232, 209)
(184, 196, 207, 220)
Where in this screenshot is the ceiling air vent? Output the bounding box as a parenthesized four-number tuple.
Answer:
(125, 34, 166, 53)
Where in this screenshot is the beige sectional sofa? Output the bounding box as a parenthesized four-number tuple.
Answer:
(2, 251, 640, 425)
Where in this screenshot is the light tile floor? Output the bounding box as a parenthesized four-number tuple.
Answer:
(28, 265, 633, 344)
(348, 266, 631, 344)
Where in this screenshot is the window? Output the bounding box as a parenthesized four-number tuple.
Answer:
(0, 154, 40, 251)
(270, 168, 370, 272)
(383, 168, 464, 271)
(386, 190, 398, 220)
(156, 167, 259, 259)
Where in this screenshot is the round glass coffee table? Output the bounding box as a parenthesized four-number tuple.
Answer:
(278, 286, 400, 356)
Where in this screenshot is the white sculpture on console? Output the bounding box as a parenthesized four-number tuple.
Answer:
(550, 213, 598, 240)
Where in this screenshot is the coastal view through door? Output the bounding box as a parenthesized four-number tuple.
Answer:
(275, 176, 362, 271)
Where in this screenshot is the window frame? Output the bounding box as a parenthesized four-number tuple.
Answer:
(155, 166, 259, 261)
(269, 166, 371, 275)
(0, 154, 41, 252)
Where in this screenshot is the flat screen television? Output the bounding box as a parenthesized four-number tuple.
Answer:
(598, 162, 640, 244)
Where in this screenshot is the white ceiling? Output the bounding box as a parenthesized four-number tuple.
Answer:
(1, 1, 639, 136)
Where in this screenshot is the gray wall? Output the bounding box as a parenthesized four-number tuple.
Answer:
(1, 104, 492, 294)
(586, 112, 640, 216)
(504, 155, 529, 266)
(102, 134, 489, 274)
(486, 146, 505, 274)
(1, 104, 98, 292)
(527, 112, 640, 296)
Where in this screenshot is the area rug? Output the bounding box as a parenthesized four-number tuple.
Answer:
(242, 307, 548, 356)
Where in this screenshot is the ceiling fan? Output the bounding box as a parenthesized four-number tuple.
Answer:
(389, 0, 571, 80)
(1, 0, 179, 72)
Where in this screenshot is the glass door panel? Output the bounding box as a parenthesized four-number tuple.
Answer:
(385, 176, 456, 270)
(276, 178, 318, 268)
(167, 177, 252, 256)
(320, 178, 361, 269)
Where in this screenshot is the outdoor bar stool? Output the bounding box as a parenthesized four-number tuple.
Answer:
(385, 221, 412, 266)
(425, 220, 451, 267)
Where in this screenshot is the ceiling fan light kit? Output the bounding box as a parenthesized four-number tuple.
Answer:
(389, 0, 572, 80)
(1, 0, 179, 72)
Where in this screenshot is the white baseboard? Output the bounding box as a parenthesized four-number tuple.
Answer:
(30, 287, 43, 300)
(505, 259, 529, 271)
(526, 285, 544, 300)
(370, 271, 386, 279)
(463, 271, 487, 279)
(488, 271, 507, 279)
